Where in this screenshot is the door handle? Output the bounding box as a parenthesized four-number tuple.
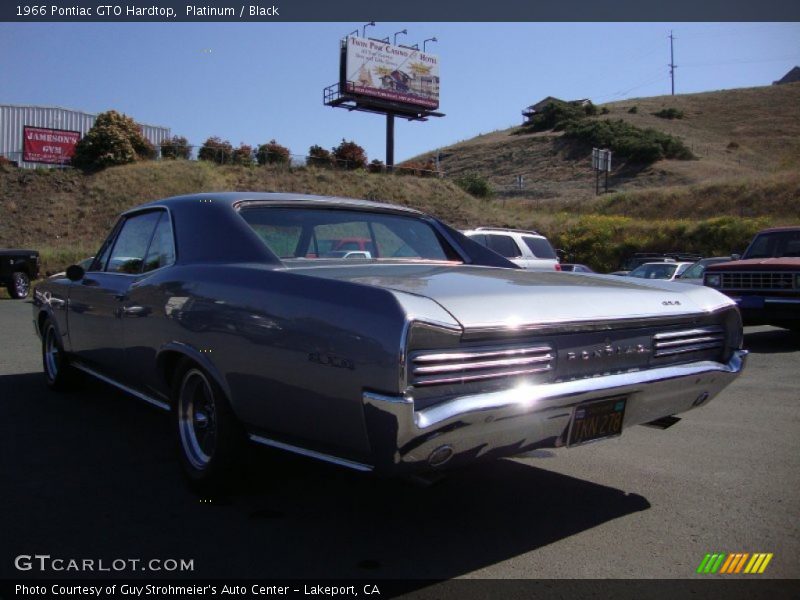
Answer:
(122, 305, 146, 316)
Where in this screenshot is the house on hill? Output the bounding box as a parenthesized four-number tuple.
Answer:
(773, 66, 800, 85)
(522, 96, 590, 123)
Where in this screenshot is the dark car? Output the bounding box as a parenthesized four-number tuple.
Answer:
(704, 227, 800, 330)
(1, 249, 39, 298)
(33, 193, 746, 490)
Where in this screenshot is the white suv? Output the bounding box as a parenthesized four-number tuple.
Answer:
(462, 227, 561, 271)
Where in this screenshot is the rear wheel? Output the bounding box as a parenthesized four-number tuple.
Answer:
(174, 360, 244, 492)
(42, 318, 80, 391)
(8, 271, 30, 299)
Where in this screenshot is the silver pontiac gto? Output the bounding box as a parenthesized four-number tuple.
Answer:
(33, 193, 746, 489)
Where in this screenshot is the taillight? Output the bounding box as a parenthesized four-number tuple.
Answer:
(554, 263, 562, 271)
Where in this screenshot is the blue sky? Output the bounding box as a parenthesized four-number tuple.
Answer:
(1, 22, 798, 162)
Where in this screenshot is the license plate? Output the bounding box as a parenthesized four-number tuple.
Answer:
(567, 397, 627, 447)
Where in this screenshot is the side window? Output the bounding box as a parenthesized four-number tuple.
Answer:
(143, 212, 176, 272)
(468, 234, 487, 247)
(488, 234, 522, 258)
(106, 211, 162, 274)
(91, 221, 121, 272)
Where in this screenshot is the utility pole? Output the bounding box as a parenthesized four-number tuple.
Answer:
(669, 30, 677, 96)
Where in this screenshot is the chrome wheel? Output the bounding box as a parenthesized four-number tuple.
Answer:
(10, 272, 30, 299)
(177, 369, 218, 471)
(44, 325, 60, 382)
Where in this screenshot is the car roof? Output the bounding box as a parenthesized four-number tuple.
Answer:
(129, 192, 425, 217)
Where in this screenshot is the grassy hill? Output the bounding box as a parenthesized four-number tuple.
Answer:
(1, 83, 798, 282)
(411, 83, 800, 201)
(0, 160, 505, 274)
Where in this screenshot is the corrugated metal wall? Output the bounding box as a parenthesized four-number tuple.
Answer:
(0, 104, 171, 168)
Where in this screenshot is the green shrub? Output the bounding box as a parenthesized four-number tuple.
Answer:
(653, 108, 684, 120)
(628, 106, 638, 114)
(332, 139, 367, 170)
(256, 140, 290, 165)
(198, 137, 233, 164)
(525, 100, 588, 132)
(160, 135, 191, 160)
(368, 159, 386, 173)
(454, 173, 493, 198)
(306, 144, 333, 168)
(71, 110, 156, 171)
(232, 144, 254, 166)
(564, 119, 694, 164)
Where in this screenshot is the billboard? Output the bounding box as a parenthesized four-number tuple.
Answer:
(343, 37, 440, 110)
(23, 126, 81, 164)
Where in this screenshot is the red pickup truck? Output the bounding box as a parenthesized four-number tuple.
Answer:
(704, 227, 800, 331)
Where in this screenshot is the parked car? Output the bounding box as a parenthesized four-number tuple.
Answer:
(33, 193, 746, 489)
(628, 261, 694, 281)
(462, 227, 561, 271)
(677, 257, 734, 285)
(704, 226, 800, 330)
(620, 252, 704, 273)
(1, 249, 39, 298)
(560, 263, 595, 274)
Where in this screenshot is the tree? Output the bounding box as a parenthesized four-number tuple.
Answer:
(306, 144, 333, 168)
(332, 139, 367, 170)
(232, 143, 254, 166)
(198, 137, 233, 164)
(256, 140, 290, 165)
(71, 110, 156, 171)
(160, 135, 191, 160)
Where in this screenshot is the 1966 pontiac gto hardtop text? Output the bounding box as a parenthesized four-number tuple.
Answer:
(33, 192, 746, 489)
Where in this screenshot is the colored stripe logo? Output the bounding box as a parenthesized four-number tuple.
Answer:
(696, 552, 773, 574)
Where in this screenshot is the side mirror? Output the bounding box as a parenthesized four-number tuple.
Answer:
(731, 253, 741, 260)
(556, 248, 566, 261)
(65, 265, 85, 281)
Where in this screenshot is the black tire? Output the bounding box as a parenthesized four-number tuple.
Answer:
(173, 359, 245, 492)
(8, 271, 30, 299)
(41, 318, 81, 391)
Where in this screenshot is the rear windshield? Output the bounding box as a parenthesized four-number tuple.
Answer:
(239, 206, 458, 262)
(629, 263, 678, 279)
(522, 236, 557, 259)
(745, 230, 800, 259)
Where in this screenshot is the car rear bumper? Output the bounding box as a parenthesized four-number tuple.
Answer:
(363, 350, 747, 473)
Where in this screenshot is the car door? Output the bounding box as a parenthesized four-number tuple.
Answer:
(67, 210, 162, 379)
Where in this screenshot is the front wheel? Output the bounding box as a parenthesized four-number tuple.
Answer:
(8, 272, 30, 299)
(174, 361, 244, 492)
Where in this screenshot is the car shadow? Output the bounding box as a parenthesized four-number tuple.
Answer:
(1, 372, 650, 583)
(743, 326, 799, 354)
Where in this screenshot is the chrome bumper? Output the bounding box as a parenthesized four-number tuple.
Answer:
(363, 350, 747, 473)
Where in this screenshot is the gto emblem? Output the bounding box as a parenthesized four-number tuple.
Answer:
(308, 352, 355, 370)
(567, 343, 651, 361)
(662, 300, 681, 306)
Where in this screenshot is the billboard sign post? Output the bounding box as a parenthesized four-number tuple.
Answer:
(324, 33, 444, 169)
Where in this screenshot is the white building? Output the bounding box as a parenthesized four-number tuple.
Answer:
(0, 104, 170, 168)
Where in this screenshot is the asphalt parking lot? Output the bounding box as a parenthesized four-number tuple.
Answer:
(1, 297, 798, 581)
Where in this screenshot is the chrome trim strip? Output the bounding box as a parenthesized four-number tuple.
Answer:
(654, 335, 724, 348)
(414, 346, 552, 362)
(72, 362, 171, 411)
(655, 342, 723, 357)
(413, 365, 553, 386)
(248, 434, 374, 472)
(413, 354, 553, 375)
(764, 298, 800, 304)
(462, 306, 735, 338)
(653, 327, 723, 340)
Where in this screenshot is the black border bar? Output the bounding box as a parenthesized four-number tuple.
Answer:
(3, 0, 800, 22)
